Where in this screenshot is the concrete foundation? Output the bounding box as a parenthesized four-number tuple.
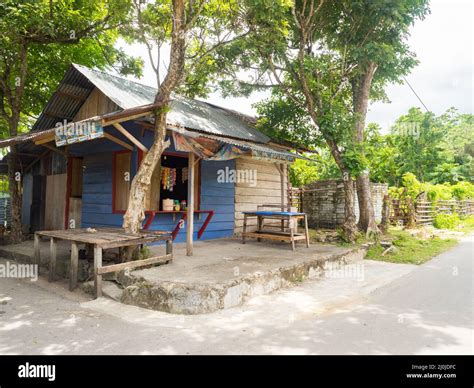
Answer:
(118, 239, 366, 314)
(0, 237, 366, 315)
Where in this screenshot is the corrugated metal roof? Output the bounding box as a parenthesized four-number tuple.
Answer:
(72, 64, 270, 144)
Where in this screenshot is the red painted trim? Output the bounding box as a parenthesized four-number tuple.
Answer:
(172, 213, 187, 240)
(112, 150, 132, 214)
(198, 210, 214, 239)
(137, 149, 143, 166)
(142, 209, 214, 240)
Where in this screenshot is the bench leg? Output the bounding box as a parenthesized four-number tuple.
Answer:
(166, 238, 173, 262)
(48, 237, 57, 282)
(304, 215, 310, 248)
(257, 216, 262, 242)
(290, 225, 295, 251)
(70, 242, 78, 291)
(94, 245, 103, 298)
(34, 233, 41, 275)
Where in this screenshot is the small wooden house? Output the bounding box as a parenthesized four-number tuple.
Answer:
(0, 64, 300, 244)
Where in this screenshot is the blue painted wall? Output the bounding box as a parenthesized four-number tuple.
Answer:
(79, 121, 236, 242)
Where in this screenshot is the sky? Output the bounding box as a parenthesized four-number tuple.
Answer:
(122, 0, 473, 132)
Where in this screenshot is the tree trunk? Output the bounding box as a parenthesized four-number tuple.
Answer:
(325, 139, 357, 242)
(352, 62, 379, 236)
(122, 0, 186, 238)
(122, 112, 169, 234)
(356, 173, 377, 233)
(341, 176, 358, 242)
(7, 145, 23, 243)
(380, 194, 391, 234)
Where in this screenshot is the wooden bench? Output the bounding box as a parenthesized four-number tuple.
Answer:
(34, 228, 173, 298)
(242, 211, 310, 251)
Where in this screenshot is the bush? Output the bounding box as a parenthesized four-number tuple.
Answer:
(389, 173, 474, 201)
(433, 213, 461, 229)
(451, 181, 474, 200)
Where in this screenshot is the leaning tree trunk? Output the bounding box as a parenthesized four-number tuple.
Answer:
(7, 145, 23, 243)
(352, 62, 379, 237)
(122, 0, 186, 241)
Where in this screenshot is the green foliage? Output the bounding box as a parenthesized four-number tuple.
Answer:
(433, 213, 460, 230)
(389, 172, 474, 202)
(458, 216, 474, 234)
(389, 107, 473, 185)
(451, 181, 474, 200)
(366, 228, 458, 265)
(0, 0, 143, 137)
(289, 151, 341, 187)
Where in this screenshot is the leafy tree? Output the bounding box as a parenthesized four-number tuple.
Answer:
(199, 0, 429, 240)
(389, 107, 473, 185)
(321, 0, 430, 234)
(0, 0, 142, 242)
(122, 0, 247, 248)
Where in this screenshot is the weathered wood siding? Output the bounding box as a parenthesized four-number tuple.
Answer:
(234, 157, 288, 234)
(73, 88, 119, 121)
(44, 173, 67, 230)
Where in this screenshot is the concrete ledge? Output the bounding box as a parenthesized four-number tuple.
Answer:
(120, 242, 367, 315)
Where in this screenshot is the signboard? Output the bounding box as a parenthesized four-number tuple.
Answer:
(55, 120, 104, 147)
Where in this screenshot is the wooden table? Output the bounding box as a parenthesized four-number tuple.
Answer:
(242, 211, 310, 251)
(34, 228, 173, 297)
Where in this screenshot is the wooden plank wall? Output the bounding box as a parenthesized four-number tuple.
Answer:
(44, 174, 67, 230)
(81, 152, 236, 242)
(234, 157, 288, 234)
(73, 88, 119, 121)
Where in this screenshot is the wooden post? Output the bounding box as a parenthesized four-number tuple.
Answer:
(34, 233, 41, 275)
(289, 221, 295, 251)
(304, 215, 310, 248)
(186, 152, 195, 256)
(280, 163, 285, 231)
(166, 237, 173, 256)
(242, 214, 247, 244)
(94, 245, 103, 298)
(48, 237, 57, 282)
(70, 242, 79, 291)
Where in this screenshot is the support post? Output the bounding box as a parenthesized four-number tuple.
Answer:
(280, 163, 285, 231)
(48, 237, 57, 282)
(70, 242, 79, 291)
(34, 233, 40, 275)
(94, 245, 103, 298)
(166, 237, 173, 256)
(186, 152, 195, 256)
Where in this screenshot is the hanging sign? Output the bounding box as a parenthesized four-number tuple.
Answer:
(55, 120, 104, 147)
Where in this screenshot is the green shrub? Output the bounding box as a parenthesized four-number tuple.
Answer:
(389, 173, 474, 201)
(451, 181, 474, 200)
(433, 213, 460, 229)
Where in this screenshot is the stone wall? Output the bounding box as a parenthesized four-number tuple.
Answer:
(302, 179, 388, 229)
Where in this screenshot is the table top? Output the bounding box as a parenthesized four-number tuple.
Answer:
(243, 211, 305, 217)
(35, 228, 171, 245)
